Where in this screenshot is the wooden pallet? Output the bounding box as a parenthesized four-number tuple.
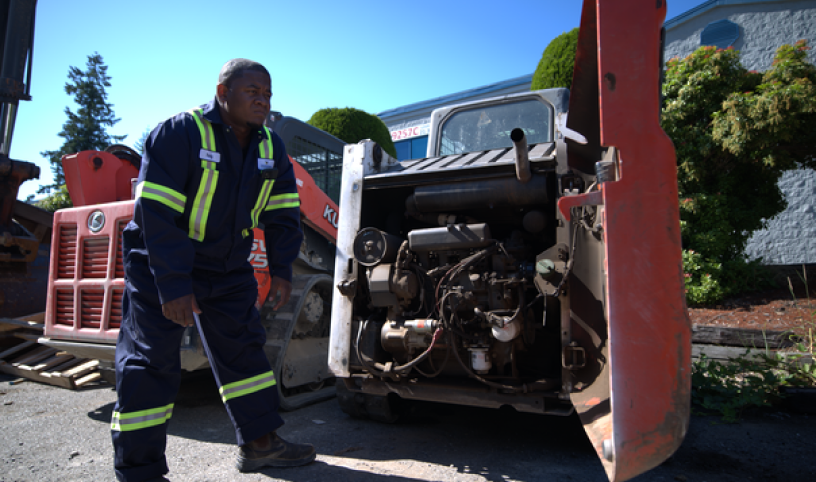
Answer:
(0, 339, 102, 389)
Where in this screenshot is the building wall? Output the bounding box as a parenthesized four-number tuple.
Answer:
(665, 0, 816, 265)
(744, 169, 816, 265)
(664, 0, 816, 69)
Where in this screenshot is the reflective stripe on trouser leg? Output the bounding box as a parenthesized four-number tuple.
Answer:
(220, 370, 277, 402)
(193, 265, 284, 446)
(113, 253, 185, 482)
(112, 403, 174, 431)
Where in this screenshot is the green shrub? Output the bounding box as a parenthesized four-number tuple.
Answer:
(531, 28, 579, 91)
(663, 41, 816, 305)
(307, 107, 396, 158)
(34, 184, 73, 212)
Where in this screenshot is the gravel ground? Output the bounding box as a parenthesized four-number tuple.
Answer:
(1, 371, 814, 482)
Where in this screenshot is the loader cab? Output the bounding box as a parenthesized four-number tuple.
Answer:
(426, 89, 569, 158)
(265, 114, 345, 203)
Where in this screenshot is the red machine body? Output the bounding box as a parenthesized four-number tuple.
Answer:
(44, 150, 339, 342)
(560, 1, 691, 479)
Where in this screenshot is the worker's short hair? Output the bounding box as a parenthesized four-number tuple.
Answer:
(218, 59, 270, 88)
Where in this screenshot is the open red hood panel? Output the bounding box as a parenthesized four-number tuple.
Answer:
(561, 1, 691, 480)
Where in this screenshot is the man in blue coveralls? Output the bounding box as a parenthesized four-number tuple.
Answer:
(111, 58, 315, 482)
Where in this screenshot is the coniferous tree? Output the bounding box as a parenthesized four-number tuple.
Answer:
(39, 52, 125, 196)
(134, 127, 152, 154)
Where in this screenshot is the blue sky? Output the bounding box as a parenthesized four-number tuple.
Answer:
(12, 0, 708, 200)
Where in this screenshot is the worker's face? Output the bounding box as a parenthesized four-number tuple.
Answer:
(217, 70, 272, 131)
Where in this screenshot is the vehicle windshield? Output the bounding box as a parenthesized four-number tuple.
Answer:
(439, 98, 553, 156)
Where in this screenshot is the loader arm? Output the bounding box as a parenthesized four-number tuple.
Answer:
(562, 1, 691, 480)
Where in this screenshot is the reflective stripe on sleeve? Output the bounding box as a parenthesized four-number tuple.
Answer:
(111, 403, 174, 432)
(264, 193, 300, 211)
(219, 370, 277, 403)
(135, 181, 186, 213)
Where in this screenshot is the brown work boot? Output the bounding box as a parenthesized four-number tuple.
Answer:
(236, 431, 316, 471)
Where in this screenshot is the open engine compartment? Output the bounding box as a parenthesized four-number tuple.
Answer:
(348, 163, 569, 412)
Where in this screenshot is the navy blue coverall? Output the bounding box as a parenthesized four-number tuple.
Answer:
(112, 98, 303, 482)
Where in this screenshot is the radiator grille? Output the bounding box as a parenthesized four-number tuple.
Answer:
(55, 289, 75, 326)
(115, 220, 127, 279)
(57, 224, 78, 279)
(80, 289, 105, 329)
(110, 288, 124, 329)
(82, 237, 110, 278)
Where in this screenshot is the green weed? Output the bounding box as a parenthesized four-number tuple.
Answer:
(691, 351, 815, 422)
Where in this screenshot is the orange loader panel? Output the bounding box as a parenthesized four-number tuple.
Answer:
(61, 151, 139, 207)
(251, 155, 339, 307)
(559, 1, 691, 480)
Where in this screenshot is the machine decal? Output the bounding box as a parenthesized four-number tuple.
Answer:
(323, 204, 339, 228)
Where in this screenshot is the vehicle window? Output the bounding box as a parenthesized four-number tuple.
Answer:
(439, 99, 553, 156)
(289, 135, 343, 203)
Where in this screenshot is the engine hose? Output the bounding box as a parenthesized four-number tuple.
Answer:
(356, 318, 444, 378)
(413, 341, 450, 378)
(436, 244, 500, 304)
(482, 285, 526, 327)
(439, 292, 480, 342)
(545, 223, 580, 298)
(355, 317, 388, 378)
(402, 264, 428, 318)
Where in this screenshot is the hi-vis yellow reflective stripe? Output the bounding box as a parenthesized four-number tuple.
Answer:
(219, 370, 277, 403)
(189, 160, 219, 241)
(251, 179, 275, 228)
(188, 108, 219, 241)
(135, 181, 186, 213)
(265, 193, 300, 211)
(189, 108, 216, 151)
(248, 127, 277, 231)
(259, 126, 274, 159)
(111, 403, 174, 432)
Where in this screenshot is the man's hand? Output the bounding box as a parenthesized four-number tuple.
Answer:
(162, 294, 201, 327)
(269, 276, 292, 310)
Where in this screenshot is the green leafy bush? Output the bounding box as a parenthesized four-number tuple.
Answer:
(692, 352, 816, 422)
(34, 184, 73, 212)
(663, 41, 816, 305)
(531, 28, 579, 91)
(307, 107, 396, 158)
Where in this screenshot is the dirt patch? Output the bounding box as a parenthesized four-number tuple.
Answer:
(688, 284, 816, 343)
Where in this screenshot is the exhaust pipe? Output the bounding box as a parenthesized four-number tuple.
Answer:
(510, 128, 531, 183)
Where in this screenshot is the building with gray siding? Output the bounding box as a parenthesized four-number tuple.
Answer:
(664, 0, 816, 265)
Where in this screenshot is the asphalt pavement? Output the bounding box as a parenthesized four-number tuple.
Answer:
(1, 372, 813, 482)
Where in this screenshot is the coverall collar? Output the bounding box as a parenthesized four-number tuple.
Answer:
(202, 97, 225, 125)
